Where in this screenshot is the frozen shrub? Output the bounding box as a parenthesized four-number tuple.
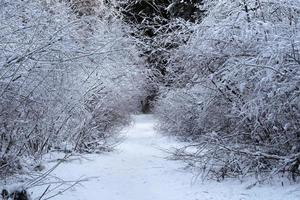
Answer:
(0, 0, 145, 178)
(156, 0, 300, 181)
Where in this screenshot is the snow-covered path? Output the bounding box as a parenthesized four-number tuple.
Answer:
(34, 115, 299, 200)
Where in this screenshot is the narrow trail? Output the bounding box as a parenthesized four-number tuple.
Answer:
(35, 115, 299, 200)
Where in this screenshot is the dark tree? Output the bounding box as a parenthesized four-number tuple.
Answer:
(117, 0, 204, 113)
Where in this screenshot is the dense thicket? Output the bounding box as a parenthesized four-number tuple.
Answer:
(156, 0, 300, 181)
(2, 0, 299, 185)
(117, 0, 204, 112)
(0, 0, 145, 178)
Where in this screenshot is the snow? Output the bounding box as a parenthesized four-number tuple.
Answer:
(24, 115, 300, 199)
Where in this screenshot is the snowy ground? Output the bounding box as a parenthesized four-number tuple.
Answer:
(13, 115, 300, 199)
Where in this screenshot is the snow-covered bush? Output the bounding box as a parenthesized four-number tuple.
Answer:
(156, 0, 300, 181)
(0, 0, 144, 178)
